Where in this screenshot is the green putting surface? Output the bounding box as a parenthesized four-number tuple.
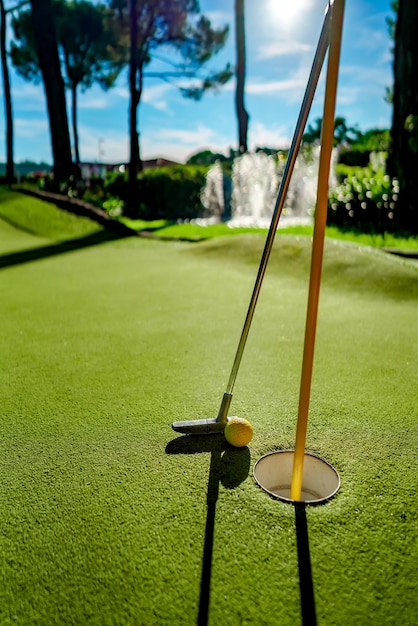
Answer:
(0, 195, 417, 625)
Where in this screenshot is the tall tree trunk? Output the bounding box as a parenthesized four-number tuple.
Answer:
(126, 0, 142, 217)
(235, 0, 249, 154)
(71, 83, 80, 165)
(0, 0, 14, 183)
(387, 0, 418, 234)
(30, 0, 73, 182)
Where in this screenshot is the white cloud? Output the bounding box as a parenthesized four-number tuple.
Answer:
(223, 58, 320, 104)
(78, 95, 109, 110)
(11, 83, 46, 112)
(152, 124, 217, 146)
(142, 123, 232, 162)
(203, 10, 233, 28)
(76, 122, 229, 164)
(15, 117, 49, 138)
(341, 64, 389, 85)
(249, 121, 291, 150)
(10, 117, 51, 161)
(257, 40, 312, 60)
(141, 82, 174, 111)
(78, 124, 129, 163)
(112, 86, 130, 99)
(246, 77, 307, 95)
(337, 64, 390, 107)
(76, 80, 171, 115)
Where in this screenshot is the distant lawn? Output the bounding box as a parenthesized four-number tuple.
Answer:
(0, 188, 417, 625)
(120, 215, 418, 251)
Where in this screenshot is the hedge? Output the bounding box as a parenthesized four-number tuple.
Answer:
(104, 164, 209, 220)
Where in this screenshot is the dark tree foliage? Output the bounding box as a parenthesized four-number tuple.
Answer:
(55, 1, 123, 164)
(303, 116, 361, 146)
(11, 0, 123, 164)
(387, 0, 418, 234)
(186, 149, 227, 165)
(109, 0, 232, 215)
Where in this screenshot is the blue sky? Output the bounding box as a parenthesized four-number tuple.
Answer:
(0, 0, 394, 164)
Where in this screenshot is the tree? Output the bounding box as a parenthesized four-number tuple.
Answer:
(0, 0, 14, 182)
(387, 0, 418, 234)
(29, 0, 73, 181)
(384, 1, 397, 104)
(353, 128, 390, 153)
(0, 0, 30, 183)
(186, 149, 227, 165)
(11, 0, 123, 165)
(110, 0, 232, 215)
(303, 116, 361, 146)
(56, 1, 123, 165)
(235, 0, 249, 153)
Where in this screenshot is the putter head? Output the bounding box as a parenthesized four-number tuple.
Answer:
(172, 393, 234, 435)
(172, 417, 227, 435)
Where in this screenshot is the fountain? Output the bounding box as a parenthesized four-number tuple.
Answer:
(230, 152, 279, 226)
(199, 146, 338, 228)
(199, 161, 226, 222)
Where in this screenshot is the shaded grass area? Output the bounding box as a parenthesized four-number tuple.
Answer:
(0, 188, 124, 268)
(0, 229, 123, 270)
(0, 200, 417, 625)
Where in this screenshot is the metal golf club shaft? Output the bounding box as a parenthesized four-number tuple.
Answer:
(218, 4, 333, 405)
(172, 3, 333, 435)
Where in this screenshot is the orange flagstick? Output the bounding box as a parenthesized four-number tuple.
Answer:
(290, 0, 346, 502)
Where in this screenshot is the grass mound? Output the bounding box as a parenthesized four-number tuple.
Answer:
(0, 191, 417, 625)
(0, 188, 103, 241)
(189, 234, 418, 300)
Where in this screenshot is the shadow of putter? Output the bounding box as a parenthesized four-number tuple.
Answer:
(166, 435, 251, 626)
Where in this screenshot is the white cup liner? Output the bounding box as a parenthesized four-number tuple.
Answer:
(253, 450, 340, 505)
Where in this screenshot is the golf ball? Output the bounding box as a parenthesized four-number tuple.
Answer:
(224, 417, 253, 447)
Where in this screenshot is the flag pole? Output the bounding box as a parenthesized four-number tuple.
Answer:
(290, 0, 346, 501)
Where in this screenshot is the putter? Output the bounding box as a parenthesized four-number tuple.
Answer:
(172, 1, 334, 435)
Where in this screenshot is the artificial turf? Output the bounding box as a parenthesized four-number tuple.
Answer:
(0, 190, 417, 625)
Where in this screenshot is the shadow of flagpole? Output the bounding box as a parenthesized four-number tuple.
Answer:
(197, 448, 221, 626)
(294, 504, 317, 626)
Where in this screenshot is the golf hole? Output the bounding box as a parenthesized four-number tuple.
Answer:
(253, 450, 340, 505)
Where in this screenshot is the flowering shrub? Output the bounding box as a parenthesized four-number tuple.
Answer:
(328, 166, 399, 233)
(102, 197, 123, 217)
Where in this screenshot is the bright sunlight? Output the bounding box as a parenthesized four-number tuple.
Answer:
(268, 0, 314, 26)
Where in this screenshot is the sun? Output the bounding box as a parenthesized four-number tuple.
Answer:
(268, 0, 313, 27)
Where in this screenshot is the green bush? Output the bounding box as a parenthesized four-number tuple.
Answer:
(0, 175, 18, 184)
(337, 129, 390, 167)
(338, 148, 371, 167)
(104, 165, 209, 220)
(138, 164, 209, 220)
(102, 196, 123, 217)
(103, 171, 127, 200)
(328, 166, 399, 233)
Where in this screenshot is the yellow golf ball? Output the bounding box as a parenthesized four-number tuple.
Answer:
(224, 417, 253, 447)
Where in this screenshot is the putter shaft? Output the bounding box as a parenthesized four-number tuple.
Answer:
(172, 3, 333, 436)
